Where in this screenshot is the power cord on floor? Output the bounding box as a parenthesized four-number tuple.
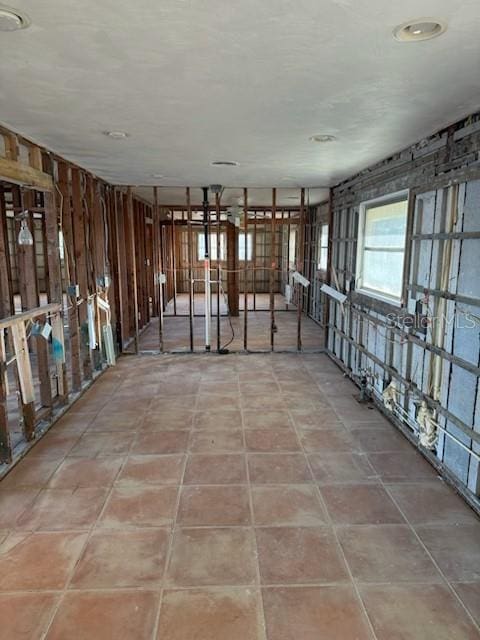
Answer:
(219, 282, 235, 353)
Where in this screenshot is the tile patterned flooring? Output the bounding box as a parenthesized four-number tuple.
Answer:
(139, 293, 324, 352)
(0, 352, 479, 639)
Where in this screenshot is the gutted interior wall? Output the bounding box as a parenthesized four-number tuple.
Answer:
(0, 125, 157, 467)
(162, 216, 293, 300)
(303, 203, 330, 325)
(326, 112, 480, 505)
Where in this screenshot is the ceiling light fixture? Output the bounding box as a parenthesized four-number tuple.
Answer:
(309, 134, 337, 143)
(104, 130, 129, 139)
(211, 161, 239, 167)
(393, 18, 447, 42)
(0, 5, 30, 31)
(151, 173, 164, 178)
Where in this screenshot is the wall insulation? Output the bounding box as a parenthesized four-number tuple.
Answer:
(325, 112, 480, 506)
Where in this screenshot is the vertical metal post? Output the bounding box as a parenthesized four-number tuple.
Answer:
(297, 188, 305, 351)
(202, 187, 211, 351)
(187, 188, 194, 352)
(270, 189, 276, 351)
(243, 188, 248, 351)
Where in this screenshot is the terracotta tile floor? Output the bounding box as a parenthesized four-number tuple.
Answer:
(139, 293, 324, 352)
(0, 352, 479, 640)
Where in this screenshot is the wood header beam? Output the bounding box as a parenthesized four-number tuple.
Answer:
(0, 156, 53, 191)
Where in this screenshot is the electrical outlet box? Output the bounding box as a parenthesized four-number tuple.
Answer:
(40, 322, 52, 340)
(67, 284, 80, 298)
(96, 275, 111, 289)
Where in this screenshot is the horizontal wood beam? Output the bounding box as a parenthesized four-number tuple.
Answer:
(0, 156, 53, 191)
(0, 303, 61, 330)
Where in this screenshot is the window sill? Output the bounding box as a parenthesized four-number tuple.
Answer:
(351, 290, 407, 317)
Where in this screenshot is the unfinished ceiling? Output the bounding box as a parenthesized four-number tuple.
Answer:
(1, 0, 479, 202)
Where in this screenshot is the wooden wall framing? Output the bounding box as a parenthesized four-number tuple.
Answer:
(0, 126, 154, 467)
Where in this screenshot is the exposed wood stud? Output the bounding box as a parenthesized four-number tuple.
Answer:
(243, 188, 248, 350)
(297, 187, 305, 351)
(0, 187, 13, 318)
(270, 188, 276, 351)
(186, 187, 194, 352)
(57, 162, 81, 392)
(45, 188, 68, 401)
(71, 168, 92, 379)
(126, 187, 139, 353)
(11, 321, 36, 440)
(216, 192, 221, 352)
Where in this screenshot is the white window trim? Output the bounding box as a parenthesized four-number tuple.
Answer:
(238, 231, 253, 262)
(317, 223, 329, 273)
(355, 189, 409, 307)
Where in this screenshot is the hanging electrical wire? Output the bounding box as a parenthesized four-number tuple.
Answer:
(219, 277, 235, 352)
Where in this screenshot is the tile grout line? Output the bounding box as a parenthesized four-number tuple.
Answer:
(39, 389, 138, 640)
(381, 481, 480, 633)
(150, 368, 199, 640)
(240, 363, 269, 640)
(307, 357, 479, 633)
(279, 357, 381, 640)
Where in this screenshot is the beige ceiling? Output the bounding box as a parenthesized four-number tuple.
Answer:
(1, 0, 479, 206)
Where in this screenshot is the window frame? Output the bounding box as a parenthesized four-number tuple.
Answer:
(197, 231, 226, 262)
(355, 189, 410, 307)
(317, 223, 329, 273)
(238, 231, 253, 262)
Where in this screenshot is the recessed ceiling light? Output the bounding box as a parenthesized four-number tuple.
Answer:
(104, 130, 129, 139)
(211, 161, 239, 167)
(393, 18, 447, 42)
(0, 5, 30, 31)
(151, 173, 164, 178)
(309, 134, 337, 143)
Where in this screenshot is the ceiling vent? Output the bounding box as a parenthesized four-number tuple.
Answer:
(0, 5, 30, 31)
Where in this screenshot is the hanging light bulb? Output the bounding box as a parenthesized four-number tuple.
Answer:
(18, 216, 34, 246)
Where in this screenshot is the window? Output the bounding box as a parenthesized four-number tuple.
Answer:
(197, 232, 226, 261)
(317, 223, 329, 271)
(238, 232, 253, 261)
(289, 228, 297, 268)
(356, 191, 409, 304)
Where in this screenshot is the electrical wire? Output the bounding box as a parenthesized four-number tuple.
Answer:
(215, 269, 235, 351)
